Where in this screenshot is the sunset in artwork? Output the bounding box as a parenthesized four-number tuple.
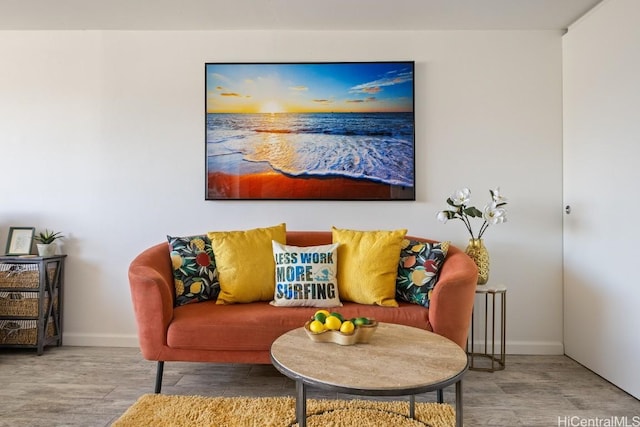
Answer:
(206, 63, 413, 115)
(205, 62, 415, 200)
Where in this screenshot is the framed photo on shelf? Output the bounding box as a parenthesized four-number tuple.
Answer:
(204, 61, 415, 201)
(5, 227, 35, 255)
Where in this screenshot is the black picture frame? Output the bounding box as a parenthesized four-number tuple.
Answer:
(205, 61, 415, 201)
(5, 226, 35, 255)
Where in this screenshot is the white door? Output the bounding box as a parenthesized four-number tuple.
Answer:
(562, 0, 640, 399)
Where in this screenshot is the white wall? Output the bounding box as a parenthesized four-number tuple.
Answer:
(563, 0, 640, 398)
(0, 30, 564, 353)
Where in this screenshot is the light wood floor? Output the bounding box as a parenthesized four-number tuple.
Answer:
(0, 346, 638, 426)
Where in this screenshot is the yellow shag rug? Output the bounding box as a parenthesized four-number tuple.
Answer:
(112, 394, 455, 427)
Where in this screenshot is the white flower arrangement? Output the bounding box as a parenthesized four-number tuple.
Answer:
(437, 187, 508, 240)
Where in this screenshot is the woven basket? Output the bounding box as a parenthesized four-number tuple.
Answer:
(0, 318, 55, 345)
(0, 264, 40, 289)
(0, 291, 52, 317)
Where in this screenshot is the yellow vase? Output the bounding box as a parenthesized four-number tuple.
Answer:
(465, 238, 489, 285)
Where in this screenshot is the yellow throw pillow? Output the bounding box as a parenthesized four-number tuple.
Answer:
(331, 226, 407, 307)
(208, 223, 286, 304)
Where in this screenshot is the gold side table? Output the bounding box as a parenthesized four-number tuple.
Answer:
(467, 283, 506, 372)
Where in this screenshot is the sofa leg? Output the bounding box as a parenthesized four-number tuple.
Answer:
(155, 361, 165, 394)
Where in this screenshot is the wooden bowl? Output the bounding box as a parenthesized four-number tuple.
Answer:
(303, 320, 378, 345)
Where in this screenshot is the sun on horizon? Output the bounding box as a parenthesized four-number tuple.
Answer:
(259, 101, 285, 114)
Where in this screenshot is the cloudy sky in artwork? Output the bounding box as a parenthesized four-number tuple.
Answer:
(206, 62, 414, 114)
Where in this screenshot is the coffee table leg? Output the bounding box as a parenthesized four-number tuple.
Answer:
(409, 395, 415, 418)
(455, 380, 463, 427)
(296, 380, 307, 427)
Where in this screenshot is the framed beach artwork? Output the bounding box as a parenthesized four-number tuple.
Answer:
(205, 62, 415, 200)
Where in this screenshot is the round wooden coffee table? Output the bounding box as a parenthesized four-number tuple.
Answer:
(270, 322, 468, 427)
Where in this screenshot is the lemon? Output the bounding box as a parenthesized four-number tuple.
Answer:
(309, 320, 326, 334)
(339, 320, 355, 335)
(171, 253, 184, 270)
(190, 281, 202, 294)
(324, 316, 342, 331)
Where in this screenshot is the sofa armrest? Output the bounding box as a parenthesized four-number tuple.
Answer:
(428, 245, 478, 349)
(128, 242, 175, 360)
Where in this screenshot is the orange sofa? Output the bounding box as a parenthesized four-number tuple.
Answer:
(128, 231, 478, 393)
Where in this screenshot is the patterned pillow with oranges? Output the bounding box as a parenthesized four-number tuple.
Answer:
(167, 235, 220, 306)
(395, 239, 449, 308)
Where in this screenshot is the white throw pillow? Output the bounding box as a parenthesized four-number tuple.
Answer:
(270, 241, 342, 308)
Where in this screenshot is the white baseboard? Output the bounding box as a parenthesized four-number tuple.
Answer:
(63, 334, 565, 355)
(62, 333, 139, 348)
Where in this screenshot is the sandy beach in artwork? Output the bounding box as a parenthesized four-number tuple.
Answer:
(207, 171, 414, 200)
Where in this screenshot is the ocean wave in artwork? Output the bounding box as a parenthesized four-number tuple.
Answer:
(206, 112, 415, 187)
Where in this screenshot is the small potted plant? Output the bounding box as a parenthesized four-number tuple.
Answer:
(34, 229, 64, 257)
